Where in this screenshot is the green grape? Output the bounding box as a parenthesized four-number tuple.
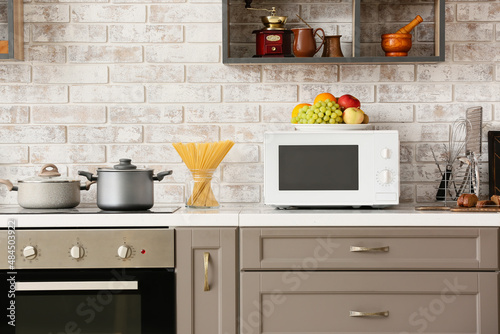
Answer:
(327, 102, 333, 107)
(314, 108, 320, 113)
(308, 119, 315, 124)
(335, 109, 343, 116)
(334, 104, 340, 109)
(318, 112, 324, 118)
(319, 106, 326, 112)
(312, 114, 318, 119)
(336, 116, 342, 122)
(315, 102, 322, 108)
(324, 99, 331, 103)
(325, 110, 332, 116)
(324, 115, 330, 121)
(329, 118, 336, 124)
(315, 118, 322, 123)
(321, 121, 327, 124)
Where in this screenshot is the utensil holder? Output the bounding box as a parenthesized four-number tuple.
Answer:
(186, 169, 220, 209)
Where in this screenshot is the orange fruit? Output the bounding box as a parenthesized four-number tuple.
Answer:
(292, 103, 311, 118)
(313, 93, 336, 104)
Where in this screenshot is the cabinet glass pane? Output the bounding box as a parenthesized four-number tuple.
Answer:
(227, 0, 353, 59)
(359, 0, 436, 58)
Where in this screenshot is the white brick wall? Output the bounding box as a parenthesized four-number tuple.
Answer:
(0, 0, 499, 206)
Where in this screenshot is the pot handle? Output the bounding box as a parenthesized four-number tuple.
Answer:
(153, 170, 173, 182)
(80, 181, 96, 191)
(0, 179, 18, 191)
(78, 171, 98, 182)
(39, 163, 61, 177)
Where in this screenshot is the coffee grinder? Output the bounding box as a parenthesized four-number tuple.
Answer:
(246, 2, 293, 58)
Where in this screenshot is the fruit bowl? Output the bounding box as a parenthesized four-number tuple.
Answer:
(295, 124, 373, 131)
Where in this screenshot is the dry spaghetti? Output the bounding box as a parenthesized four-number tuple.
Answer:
(172, 140, 234, 208)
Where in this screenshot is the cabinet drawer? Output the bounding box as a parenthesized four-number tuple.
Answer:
(240, 272, 499, 334)
(240, 227, 499, 270)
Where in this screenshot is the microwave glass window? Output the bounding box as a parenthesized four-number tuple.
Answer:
(279, 145, 359, 190)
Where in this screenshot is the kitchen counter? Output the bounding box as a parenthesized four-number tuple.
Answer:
(0, 204, 499, 228)
(239, 205, 500, 227)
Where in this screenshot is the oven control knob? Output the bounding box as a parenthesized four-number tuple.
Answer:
(70, 245, 85, 259)
(117, 245, 132, 259)
(23, 245, 37, 260)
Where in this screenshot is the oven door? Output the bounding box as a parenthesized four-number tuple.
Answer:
(2, 268, 175, 334)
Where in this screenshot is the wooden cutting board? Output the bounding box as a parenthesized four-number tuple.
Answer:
(450, 207, 500, 212)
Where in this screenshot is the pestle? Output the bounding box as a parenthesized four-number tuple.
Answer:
(396, 15, 423, 34)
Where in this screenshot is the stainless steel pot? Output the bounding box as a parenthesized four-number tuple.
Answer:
(0, 164, 94, 209)
(78, 159, 172, 211)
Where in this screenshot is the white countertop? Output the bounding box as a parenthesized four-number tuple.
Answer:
(0, 204, 499, 228)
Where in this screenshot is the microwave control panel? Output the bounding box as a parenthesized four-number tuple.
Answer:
(373, 131, 399, 203)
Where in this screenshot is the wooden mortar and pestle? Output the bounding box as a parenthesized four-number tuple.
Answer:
(381, 15, 423, 57)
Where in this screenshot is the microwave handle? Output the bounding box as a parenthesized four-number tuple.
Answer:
(15, 281, 138, 291)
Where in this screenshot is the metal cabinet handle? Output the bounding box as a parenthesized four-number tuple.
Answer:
(204, 252, 210, 291)
(350, 310, 389, 317)
(350, 246, 389, 252)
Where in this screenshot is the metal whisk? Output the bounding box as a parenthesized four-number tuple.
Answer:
(436, 118, 471, 201)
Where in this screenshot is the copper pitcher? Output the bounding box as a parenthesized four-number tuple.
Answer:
(321, 35, 344, 57)
(291, 28, 325, 57)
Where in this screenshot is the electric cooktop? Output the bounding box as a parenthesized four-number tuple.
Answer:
(0, 205, 180, 215)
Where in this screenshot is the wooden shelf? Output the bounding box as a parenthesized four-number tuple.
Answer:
(0, 0, 23, 60)
(223, 0, 444, 64)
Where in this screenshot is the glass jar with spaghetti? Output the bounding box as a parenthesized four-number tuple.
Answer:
(185, 169, 220, 208)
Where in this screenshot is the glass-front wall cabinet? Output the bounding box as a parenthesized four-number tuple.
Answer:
(223, 0, 444, 64)
(0, 0, 23, 60)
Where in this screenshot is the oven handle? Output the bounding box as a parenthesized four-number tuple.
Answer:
(15, 281, 138, 291)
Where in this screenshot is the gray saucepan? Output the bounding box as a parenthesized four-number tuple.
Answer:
(78, 158, 172, 211)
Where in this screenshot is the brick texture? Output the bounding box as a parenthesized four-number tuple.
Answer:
(0, 1, 498, 206)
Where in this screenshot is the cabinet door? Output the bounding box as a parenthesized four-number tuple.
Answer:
(241, 271, 499, 334)
(176, 228, 237, 334)
(0, 0, 23, 60)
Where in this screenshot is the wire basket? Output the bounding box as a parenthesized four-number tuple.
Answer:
(434, 155, 480, 206)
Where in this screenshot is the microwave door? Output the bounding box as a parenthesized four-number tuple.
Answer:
(265, 134, 376, 207)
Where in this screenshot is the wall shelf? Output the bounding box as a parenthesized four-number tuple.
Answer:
(223, 0, 445, 64)
(0, 0, 23, 60)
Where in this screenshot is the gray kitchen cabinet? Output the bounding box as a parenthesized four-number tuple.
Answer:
(176, 227, 237, 334)
(240, 227, 500, 334)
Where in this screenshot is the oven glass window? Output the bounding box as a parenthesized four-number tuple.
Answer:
(17, 294, 141, 334)
(279, 145, 359, 190)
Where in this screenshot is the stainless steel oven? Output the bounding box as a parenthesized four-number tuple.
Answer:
(1, 223, 175, 334)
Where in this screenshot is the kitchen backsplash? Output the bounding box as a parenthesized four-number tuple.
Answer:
(0, 0, 499, 206)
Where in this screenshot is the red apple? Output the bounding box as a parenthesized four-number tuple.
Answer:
(337, 94, 361, 110)
(343, 107, 365, 124)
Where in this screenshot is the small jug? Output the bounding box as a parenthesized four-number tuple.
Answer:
(321, 35, 344, 57)
(291, 28, 325, 57)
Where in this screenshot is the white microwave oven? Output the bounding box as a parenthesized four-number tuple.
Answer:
(264, 130, 400, 208)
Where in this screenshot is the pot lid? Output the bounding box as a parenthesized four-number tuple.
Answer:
(98, 159, 153, 172)
(19, 164, 80, 183)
